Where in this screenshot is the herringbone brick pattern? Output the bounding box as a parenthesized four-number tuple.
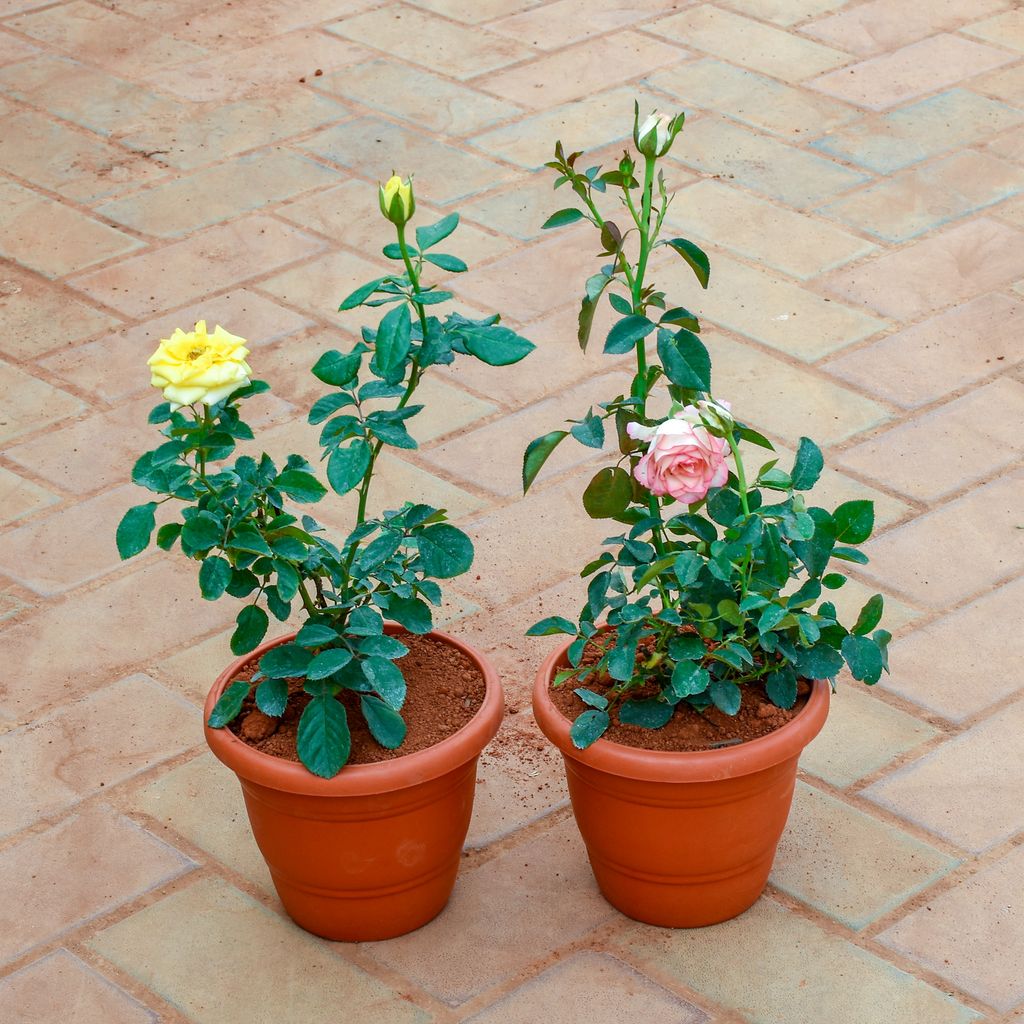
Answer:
(0, 1, 1022, 1021)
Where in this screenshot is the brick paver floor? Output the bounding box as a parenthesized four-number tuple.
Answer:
(0, 1, 1022, 1021)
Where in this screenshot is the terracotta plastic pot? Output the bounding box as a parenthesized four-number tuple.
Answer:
(533, 639, 829, 928)
(205, 626, 503, 941)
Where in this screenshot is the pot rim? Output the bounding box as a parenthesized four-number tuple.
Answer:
(204, 625, 504, 796)
(533, 636, 829, 783)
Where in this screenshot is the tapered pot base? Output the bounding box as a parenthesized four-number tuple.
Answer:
(534, 640, 829, 928)
(206, 628, 503, 942)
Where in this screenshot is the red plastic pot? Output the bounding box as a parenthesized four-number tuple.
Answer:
(533, 638, 829, 928)
(205, 627, 503, 941)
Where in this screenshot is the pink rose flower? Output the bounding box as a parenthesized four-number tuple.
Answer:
(632, 417, 729, 504)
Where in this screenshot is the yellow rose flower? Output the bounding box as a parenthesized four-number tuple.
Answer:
(378, 174, 415, 226)
(148, 320, 252, 409)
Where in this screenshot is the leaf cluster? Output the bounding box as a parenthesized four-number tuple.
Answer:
(523, 111, 889, 749)
(118, 211, 534, 776)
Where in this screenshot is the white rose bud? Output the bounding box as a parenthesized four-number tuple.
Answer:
(634, 110, 682, 158)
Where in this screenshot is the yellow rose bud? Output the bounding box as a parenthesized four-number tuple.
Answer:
(378, 174, 415, 226)
(147, 320, 252, 410)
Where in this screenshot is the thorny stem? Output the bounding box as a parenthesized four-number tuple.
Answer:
(627, 154, 673, 611)
(298, 580, 319, 616)
(341, 221, 429, 586)
(578, 188, 636, 294)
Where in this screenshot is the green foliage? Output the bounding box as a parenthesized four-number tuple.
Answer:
(116, 503, 157, 559)
(119, 191, 533, 777)
(525, 104, 890, 748)
(208, 679, 251, 728)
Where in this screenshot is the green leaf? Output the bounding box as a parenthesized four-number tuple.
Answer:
(757, 604, 788, 634)
(583, 466, 633, 519)
(308, 392, 355, 425)
(373, 303, 412, 382)
(225, 569, 258, 599)
(576, 688, 608, 710)
(227, 526, 272, 556)
(669, 635, 706, 661)
(667, 513, 717, 543)
(607, 642, 637, 682)
(417, 523, 474, 578)
(116, 502, 157, 560)
(460, 324, 536, 366)
(207, 679, 250, 728)
(608, 292, 632, 315)
(230, 604, 269, 656)
(327, 440, 371, 496)
(255, 677, 288, 717)
(711, 645, 751, 671)
(181, 513, 222, 553)
(348, 606, 384, 635)
(707, 487, 742, 526)
(156, 523, 182, 551)
(526, 616, 577, 636)
(660, 306, 700, 331)
(296, 623, 339, 648)
(416, 212, 459, 250)
(542, 208, 586, 229)
(424, 252, 467, 273)
(265, 585, 291, 622)
(339, 277, 386, 311)
(759, 468, 792, 491)
(842, 634, 884, 683)
(275, 470, 326, 504)
(852, 594, 884, 636)
(358, 634, 409, 659)
(797, 643, 845, 680)
(663, 237, 710, 289)
(312, 349, 361, 387)
(570, 709, 610, 749)
(832, 546, 869, 564)
(657, 328, 711, 390)
(367, 414, 417, 450)
(604, 315, 655, 355)
(766, 668, 797, 709)
(709, 679, 741, 716)
(297, 695, 350, 778)
(792, 437, 824, 491)
(834, 500, 874, 544)
(148, 402, 172, 424)
(363, 656, 406, 710)
(578, 272, 612, 351)
(570, 409, 605, 449)
(619, 699, 674, 729)
(673, 550, 703, 587)
(259, 643, 312, 679)
(198, 555, 232, 600)
(874, 628, 892, 674)
(271, 535, 308, 559)
(670, 659, 710, 699)
(717, 599, 743, 627)
(635, 555, 675, 591)
(386, 596, 433, 634)
(822, 573, 847, 590)
(523, 430, 568, 493)
(361, 695, 407, 749)
(357, 531, 401, 571)
(307, 647, 353, 680)
(793, 508, 836, 578)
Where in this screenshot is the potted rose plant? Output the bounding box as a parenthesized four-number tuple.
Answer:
(523, 109, 891, 927)
(116, 176, 534, 941)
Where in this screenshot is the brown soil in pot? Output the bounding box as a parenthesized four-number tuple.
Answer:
(549, 632, 811, 753)
(227, 632, 485, 765)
